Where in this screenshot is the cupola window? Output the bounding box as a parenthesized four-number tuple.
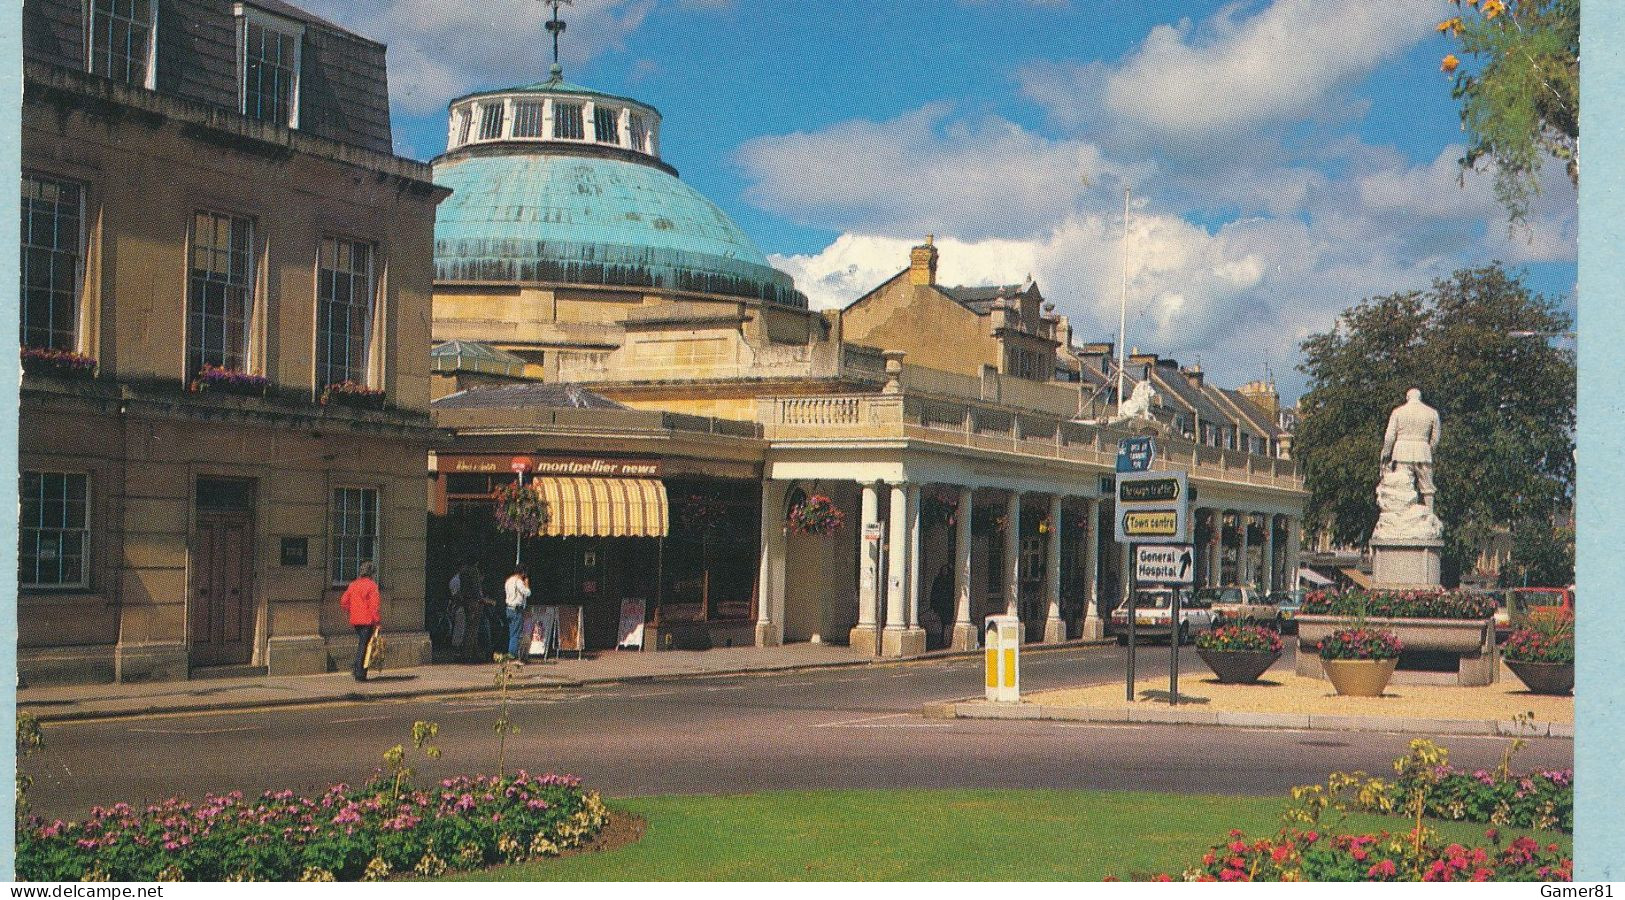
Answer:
(553, 101, 584, 140)
(594, 106, 619, 145)
(628, 113, 648, 153)
(512, 101, 544, 138)
(453, 107, 473, 146)
(478, 102, 505, 141)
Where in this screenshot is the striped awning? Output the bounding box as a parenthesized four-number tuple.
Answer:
(532, 477, 669, 538)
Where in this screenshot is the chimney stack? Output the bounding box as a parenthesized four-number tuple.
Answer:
(1239, 379, 1280, 418)
(908, 235, 938, 286)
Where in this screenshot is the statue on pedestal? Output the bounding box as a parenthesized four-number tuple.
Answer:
(1373, 388, 1443, 543)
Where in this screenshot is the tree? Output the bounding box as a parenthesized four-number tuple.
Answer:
(1294, 265, 1574, 577)
(1438, 0, 1579, 225)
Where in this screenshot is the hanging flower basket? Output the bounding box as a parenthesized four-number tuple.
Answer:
(492, 482, 549, 535)
(787, 493, 845, 536)
(21, 346, 96, 379)
(320, 380, 386, 410)
(190, 365, 269, 397)
(923, 491, 960, 530)
(678, 494, 729, 533)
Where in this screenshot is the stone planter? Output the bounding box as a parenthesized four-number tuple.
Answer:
(1505, 660, 1574, 695)
(1296, 615, 1497, 686)
(1197, 649, 1281, 685)
(1322, 658, 1399, 697)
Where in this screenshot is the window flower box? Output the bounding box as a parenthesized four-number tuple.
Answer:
(21, 347, 97, 379)
(190, 365, 269, 397)
(320, 380, 386, 410)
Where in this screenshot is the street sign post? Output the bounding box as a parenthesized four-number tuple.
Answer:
(1114, 470, 1190, 543)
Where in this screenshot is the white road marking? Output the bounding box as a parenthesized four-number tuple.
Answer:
(702, 686, 746, 692)
(623, 690, 680, 698)
(129, 725, 260, 735)
(330, 715, 389, 724)
(814, 712, 908, 728)
(1048, 723, 1145, 731)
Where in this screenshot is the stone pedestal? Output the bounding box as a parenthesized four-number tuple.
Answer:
(881, 626, 927, 658)
(849, 624, 880, 656)
(1370, 539, 1442, 589)
(949, 621, 980, 651)
(1081, 617, 1107, 640)
(755, 620, 783, 648)
(1043, 617, 1067, 644)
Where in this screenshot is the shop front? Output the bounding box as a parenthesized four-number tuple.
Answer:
(429, 452, 762, 652)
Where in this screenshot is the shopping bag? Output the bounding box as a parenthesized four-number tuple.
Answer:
(364, 628, 386, 671)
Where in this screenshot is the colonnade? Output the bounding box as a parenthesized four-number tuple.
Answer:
(1195, 508, 1300, 593)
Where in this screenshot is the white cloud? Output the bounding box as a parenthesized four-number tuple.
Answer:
(735, 104, 1149, 240)
(296, 0, 657, 114)
(1020, 0, 1439, 145)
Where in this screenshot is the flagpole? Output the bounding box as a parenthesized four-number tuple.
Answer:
(1116, 187, 1130, 410)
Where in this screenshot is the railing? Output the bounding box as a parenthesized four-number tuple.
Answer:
(759, 392, 1304, 492)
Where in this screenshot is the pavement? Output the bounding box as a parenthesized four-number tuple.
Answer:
(18, 641, 1087, 723)
(933, 661, 1575, 738)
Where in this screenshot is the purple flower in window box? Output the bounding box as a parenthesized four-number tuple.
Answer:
(191, 365, 270, 397)
(320, 380, 386, 409)
(21, 346, 97, 378)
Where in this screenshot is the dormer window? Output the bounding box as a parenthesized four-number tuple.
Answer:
(87, 0, 157, 88)
(593, 106, 619, 145)
(553, 102, 584, 140)
(236, 4, 303, 127)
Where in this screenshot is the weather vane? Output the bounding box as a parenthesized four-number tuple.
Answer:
(544, 0, 572, 70)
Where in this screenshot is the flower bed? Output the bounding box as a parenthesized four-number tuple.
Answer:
(1304, 589, 1498, 620)
(1196, 624, 1283, 654)
(16, 772, 607, 882)
(1302, 589, 1496, 620)
(1318, 627, 1403, 660)
(1162, 827, 1571, 882)
(1391, 768, 1573, 833)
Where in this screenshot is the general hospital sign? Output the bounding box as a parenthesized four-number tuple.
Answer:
(441, 455, 663, 478)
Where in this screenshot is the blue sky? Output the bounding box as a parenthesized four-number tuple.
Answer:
(302, 0, 1577, 401)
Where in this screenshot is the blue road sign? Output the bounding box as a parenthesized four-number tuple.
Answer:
(1116, 436, 1156, 473)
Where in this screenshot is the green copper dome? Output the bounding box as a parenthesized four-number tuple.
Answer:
(433, 70, 806, 309)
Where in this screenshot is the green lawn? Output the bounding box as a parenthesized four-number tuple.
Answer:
(459, 789, 1571, 881)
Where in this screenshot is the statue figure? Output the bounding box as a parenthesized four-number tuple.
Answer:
(1112, 379, 1159, 423)
(1381, 388, 1440, 509)
(1373, 388, 1443, 542)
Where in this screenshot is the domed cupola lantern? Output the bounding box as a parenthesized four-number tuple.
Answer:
(432, 1, 807, 309)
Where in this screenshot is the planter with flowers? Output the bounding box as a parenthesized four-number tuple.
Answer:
(787, 492, 845, 537)
(1196, 623, 1284, 684)
(1318, 627, 1404, 697)
(21, 346, 97, 379)
(190, 365, 269, 398)
(1502, 617, 1574, 695)
(321, 380, 386, 410)
(1295, 589, 1498, 686)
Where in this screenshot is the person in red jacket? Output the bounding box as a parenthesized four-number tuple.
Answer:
(340, 560, 383, 682)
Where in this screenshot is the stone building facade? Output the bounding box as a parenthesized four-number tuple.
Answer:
(19, 0, 446, 684)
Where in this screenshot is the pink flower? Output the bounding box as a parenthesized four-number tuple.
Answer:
(1367, 859, 1397, 879)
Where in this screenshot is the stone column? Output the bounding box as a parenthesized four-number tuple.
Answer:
(1081, 498, 1104, 638)
(1237, 511, 1252, 589)
(1208, 509, 1224, 587)
(1284, 516, 1301, 591)
(1003, 491, 1022, 618)
(1263, 513, 1277, 592)
(881, 482, 926, 657)
(950, 486, 978, 650)
(755, 480, 787, 647)
(850, 481, 882, 654)
(905, 484, 922, 629)
(1043, 494, 1066, 643)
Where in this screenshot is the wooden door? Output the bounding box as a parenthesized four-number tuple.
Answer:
(191, 511, 255, 666)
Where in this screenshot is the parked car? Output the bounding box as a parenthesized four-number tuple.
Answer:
(1268, 589, 1306, 634)
(1108, 588, 1215, 645)
(1195, 586, 1277, 624)
(1507, 586, 1575, 625)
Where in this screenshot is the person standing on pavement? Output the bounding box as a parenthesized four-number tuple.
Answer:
(504, 564, 532, 661)
(340, 560, 382, 682)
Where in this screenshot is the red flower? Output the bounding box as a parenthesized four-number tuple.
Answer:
(1367, 859, 1398, 879)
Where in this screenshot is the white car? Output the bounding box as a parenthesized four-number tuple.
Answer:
(1195, 586, 1278, 624)
(1108, 588, 1216, 645)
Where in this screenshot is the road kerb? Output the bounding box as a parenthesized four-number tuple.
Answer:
(946, 702, 1569, 738)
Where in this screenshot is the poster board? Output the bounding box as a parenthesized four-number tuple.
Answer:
(554, 604, 586, 658)
(616, 598, 647, 650)
(524, 606, 557, 661)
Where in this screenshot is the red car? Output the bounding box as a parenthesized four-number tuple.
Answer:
(1501, 586, 1575, 638)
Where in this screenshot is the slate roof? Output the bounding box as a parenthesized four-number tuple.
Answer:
(432, 383, 627, 410)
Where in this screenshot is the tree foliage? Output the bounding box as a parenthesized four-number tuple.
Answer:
(1439, 0, 1579, 225)
(1295, 265, 1573, 575)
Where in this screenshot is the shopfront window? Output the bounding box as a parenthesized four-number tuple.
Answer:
(663, 478, 759, 622)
